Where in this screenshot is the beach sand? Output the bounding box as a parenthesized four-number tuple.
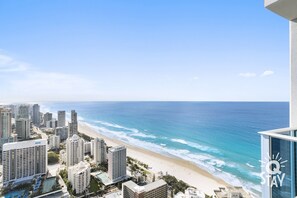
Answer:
(78, 122, 228, 195)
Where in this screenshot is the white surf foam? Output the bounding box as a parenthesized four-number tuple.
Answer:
(95, 120, 156, 139)
(170, 138, 221, 154)
(83, 121, 261, 197)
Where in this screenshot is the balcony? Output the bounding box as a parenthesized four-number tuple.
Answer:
(265, 0, 297, 20)
(259, 128, 297, 198)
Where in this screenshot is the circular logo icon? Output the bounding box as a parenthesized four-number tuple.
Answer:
(266, 160, 281, 175)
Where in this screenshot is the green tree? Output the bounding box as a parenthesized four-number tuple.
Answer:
(48, 151, 59, 164)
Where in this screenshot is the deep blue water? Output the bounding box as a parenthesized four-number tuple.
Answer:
(41, 102, 289, 195)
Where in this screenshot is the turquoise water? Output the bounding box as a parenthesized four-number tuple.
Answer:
(42, 102, 289, 196)
(42, 177, 56, 194)
(3, 190, 27, 198)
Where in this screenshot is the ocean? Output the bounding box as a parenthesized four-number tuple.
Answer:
(41, 102, 289, 196)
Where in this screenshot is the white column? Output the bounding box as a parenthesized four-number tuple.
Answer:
(289, 19, 297, 198)
(261, 135, 271, 198)
(290, 20, 297, 127)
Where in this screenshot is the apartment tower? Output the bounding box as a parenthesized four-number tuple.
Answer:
(108, 146, 127, 182)
(2, 139, 47, 185)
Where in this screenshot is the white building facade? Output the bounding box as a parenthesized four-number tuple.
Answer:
(94, 137, 107, 164)
(122, 180, 168, 198)
(108, 146, 127, 182)
(68, 161, 90, 194)
(49, 135, 60, 150)
(66, 134, 85, 167)
(2, 139, 47, 185)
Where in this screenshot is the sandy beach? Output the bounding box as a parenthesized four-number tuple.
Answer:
(78, 122, 228, 195)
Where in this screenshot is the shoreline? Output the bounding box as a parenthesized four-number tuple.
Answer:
(78, 122, 228, 195)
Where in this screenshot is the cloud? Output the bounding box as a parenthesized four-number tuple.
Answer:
(6, 71, 102, 102)
(0, 54, 29, 72)
(261, 70, 274, 77)
(239, 72, 257, 78)
(0, 53, 102, 102)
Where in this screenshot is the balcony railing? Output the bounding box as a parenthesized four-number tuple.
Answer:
(259, 128, 297, 198)
(259, 127, 297, 142)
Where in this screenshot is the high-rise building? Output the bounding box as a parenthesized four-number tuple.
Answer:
(60, 150, 67, 164)
(108, 146, 127, 182)
(57, 111, 66, 127)
(16, 118, 30, 140)
(260, 1, 297, 198)
(7, 105, 16, 118)
(46, 119, 58, 128)
(18, 105, 29, 119)
(32, 104, 40, 126)
(49, 135, 60, 150)
(2, 139, 47, 186)
(0, 108, 12, 139)
(68, 161, 90, 194)
(43, 112, 52, 126)
(66, 134, 85, 167)
(84, 141, 91, 154)
(0, 108, 14, 155)
(90, 139, 94, 156)
(55, 126, 68, 141)
(69, 110, 78, 137)
(71, 110, 77, 124)
(94, 137, 107, 165)
(122, 180, 168, 198)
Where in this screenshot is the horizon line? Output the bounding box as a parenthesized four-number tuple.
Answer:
(0, 100, 290, 105)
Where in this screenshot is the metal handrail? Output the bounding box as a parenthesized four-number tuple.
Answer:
(259, 127, 297, 142)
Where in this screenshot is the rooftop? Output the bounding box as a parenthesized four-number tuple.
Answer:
(68, 161, 90, 173)
(214, 186, 251, 198)
(109, 145, 126, 152)
(3, 139, 47, 150)
(123, 179, 167, 193)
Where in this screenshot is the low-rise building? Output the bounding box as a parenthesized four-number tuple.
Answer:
(174, 187, 205, 198)
(214, 187, 251, 198)
(122, 180, 168, 198)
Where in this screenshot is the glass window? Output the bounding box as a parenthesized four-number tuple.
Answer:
(271, 137, 294, 198)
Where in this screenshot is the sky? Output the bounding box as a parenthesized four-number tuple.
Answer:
(0, 0, 290, 102)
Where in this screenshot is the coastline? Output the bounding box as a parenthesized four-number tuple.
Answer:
(78, 122, 228, 195)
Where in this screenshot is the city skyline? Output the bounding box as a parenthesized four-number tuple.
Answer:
(0, 1, 290, 102)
